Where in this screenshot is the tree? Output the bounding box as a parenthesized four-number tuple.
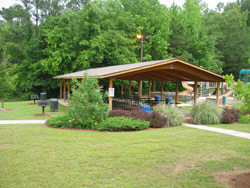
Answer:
(0, 49, 14, 109)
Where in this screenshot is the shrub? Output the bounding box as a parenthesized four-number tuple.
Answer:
(154, 103, 184, 126)
(238, 114, 250, 124)
(149, 111, 168, 128)
(109, 109, 150, 121)
(97, 117, 150, 131)
(222, 108, 241, 124)
(46, 114, 71, 128)
(191, 102, 222, 124)
(68, 73, 110, 129)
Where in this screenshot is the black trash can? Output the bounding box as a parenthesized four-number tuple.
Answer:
(40, 92, 47, 101)
(50, 98, 58, 111)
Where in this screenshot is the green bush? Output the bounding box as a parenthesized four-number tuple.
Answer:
(46, 114, 71, 128)
(97, 117, 150, 131)
(153, 103, 184, 126)
(68, 73, 110, 129)
(191, 102, 222, 124)
(238, 114, 250, 124)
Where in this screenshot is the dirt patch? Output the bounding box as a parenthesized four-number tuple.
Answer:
(28, 103, 38, 105)
(185, 119, 200, 125)
(34, 114, 55, 117)
(0, 144, 12, 149)
(0, 108, 12, 111)
(213, 168, 250, 188)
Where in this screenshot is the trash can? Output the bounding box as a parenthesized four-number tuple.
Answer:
(65, 92, 68, 100)
(155, 96, 161, 104)
(166, 98, 172, 104)
(134, 92, 138, 98)
(40, 92, 47, 101)
(140, 105, 150, 114)
(223, 96, 226, 106)
(50, 98, 58, 111)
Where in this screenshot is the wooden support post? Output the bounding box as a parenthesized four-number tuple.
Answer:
(194, 81, 197, 105)
(121, 80, 123, 96)
(138, 81, 141, 98)
(64, 80, 66, 101)
(129, 80, 131, 97)
(216, 81, 220, 106)
(175, 81, 179, 104)
(109, 78, 113, 110)
(60, 80, 62, 100)
(148, 81, 151, 98)
(161, 81, 164, 100)
(68, 80, 70, 101)
(73, 82, 75, 102)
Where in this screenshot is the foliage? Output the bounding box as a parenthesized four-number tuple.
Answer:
(153, 103, 184, 126)
(46, 114, 71, 128)
(97, 116, 149, 131)
(238, 114, 250, 124)
(68, 73, 109, 129)
(191, 102, 223, 124)
(109, 109, 150, 121)
(224, 74, 250, 113)
(222, 108, 241, 124)
(149, 111, 168, 128)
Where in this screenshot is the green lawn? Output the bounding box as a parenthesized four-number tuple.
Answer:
(0, 101, 67, 120)
(206, 124, 250, 133)
(1, 124, 250, 187)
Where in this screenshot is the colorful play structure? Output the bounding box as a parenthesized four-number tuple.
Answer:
(239, 69, 250, 83)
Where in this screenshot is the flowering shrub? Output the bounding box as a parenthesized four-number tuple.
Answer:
(222, 108, 241, 124)
(238, 114, 250, 124)
(149, 111, 168, 128)
(109, 109, 150, 121)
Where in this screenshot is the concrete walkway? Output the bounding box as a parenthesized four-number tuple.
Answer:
(184, 123, 250, 139)
(0, 120, 46, 124)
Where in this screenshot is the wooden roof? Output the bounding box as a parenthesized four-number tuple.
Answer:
(54, 59, 224, 82)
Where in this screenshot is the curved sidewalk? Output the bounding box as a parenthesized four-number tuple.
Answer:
(0, 120, 46, 124)
(184, 123, 250, 139)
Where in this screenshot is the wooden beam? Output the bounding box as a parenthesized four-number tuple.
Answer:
(60, 80, 62, 100)
(121, 80, 123, 96)
(64, 80, 66, 101)
(109, 78, 113, 110)
(194, 81, 197, 105)
(161, 81, 164, 100)
(175, 81, 179, 104)
(148, 81, 151, 98)
(129, 80, 131, 96)
(216, 81, 220, 106)
(68, 80, 70, 101)
(138, 81, 141, 97)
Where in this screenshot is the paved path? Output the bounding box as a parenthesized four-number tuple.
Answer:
(0, 120, 46, 124)
(184, 123, 250, 139)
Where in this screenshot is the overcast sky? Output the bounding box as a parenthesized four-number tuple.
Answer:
(0, 0, 237, 10)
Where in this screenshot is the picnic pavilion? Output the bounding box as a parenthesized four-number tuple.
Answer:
(54, 58, 225, 109)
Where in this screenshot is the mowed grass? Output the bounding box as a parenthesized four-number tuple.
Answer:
(1, 124, 250, 188)
(206, 124, 250, 133)
(0, 101, 67, 120)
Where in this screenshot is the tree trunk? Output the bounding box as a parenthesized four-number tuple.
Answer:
(2, 95, 4, 109)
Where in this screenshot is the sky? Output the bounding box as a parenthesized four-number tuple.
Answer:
(0, 0, 237, 10)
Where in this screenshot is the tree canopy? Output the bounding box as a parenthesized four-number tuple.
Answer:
(0, 0, 250, 98)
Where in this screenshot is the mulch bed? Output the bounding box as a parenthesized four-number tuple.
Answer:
(42, 123, 156, 132)
(34, 114, 55, 117)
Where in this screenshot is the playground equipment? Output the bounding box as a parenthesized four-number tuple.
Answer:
(239, 69, 250, 83)
(179, 81, 193, 95)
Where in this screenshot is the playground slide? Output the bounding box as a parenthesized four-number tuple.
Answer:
(179, 81, 193, 95)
